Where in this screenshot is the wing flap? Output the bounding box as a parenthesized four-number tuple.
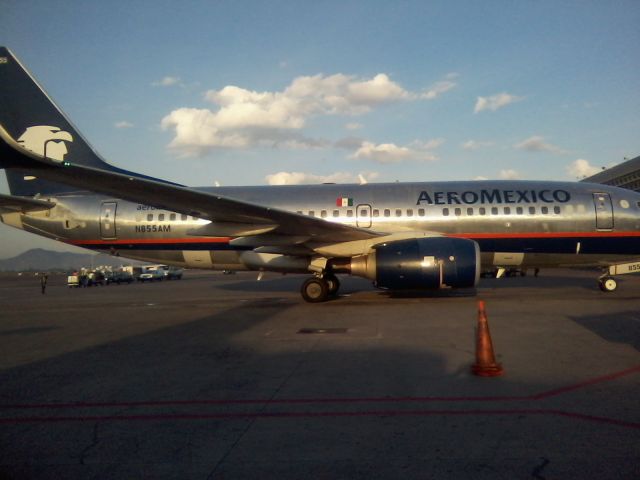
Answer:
(187, 223, 278, 237)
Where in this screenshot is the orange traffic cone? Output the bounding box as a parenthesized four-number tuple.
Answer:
(471, 300, 504, 377)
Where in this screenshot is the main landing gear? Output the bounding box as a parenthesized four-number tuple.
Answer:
(300, 274, 341, 303)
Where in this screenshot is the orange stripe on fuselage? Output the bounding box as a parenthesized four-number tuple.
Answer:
(69, 237, 231, 245)
(450, 231, 640, 239)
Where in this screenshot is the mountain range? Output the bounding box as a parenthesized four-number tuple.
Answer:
(0, 249, 141, 272)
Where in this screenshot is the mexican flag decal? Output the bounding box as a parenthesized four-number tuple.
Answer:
(336, 197, 353, 207)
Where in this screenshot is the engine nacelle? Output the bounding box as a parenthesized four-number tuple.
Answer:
(349, 237, 480, 290)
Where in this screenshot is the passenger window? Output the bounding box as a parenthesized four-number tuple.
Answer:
(454, 208, 461, 216)
(296, 211, 303, 215)
(347, 210, 353, 217)
(467, 208, 473, 216)
(479, 207, 486, 215)
(395, 209, 402, 217)
(529, 207, 536, 214)
(516, 207, 523, 215)
(321, 210, 327, 218)
(384, 209, 391, 217)
(373, 209, 380, 217)
(147, 214, 153, 221)
(406, 209, 413, 217)
(158, 214, 165, 221)
(181, 214, 188, 221)
(503, 207, 510, 215)
(170, 213, 176, 221)
(554, 206, 561, 214)
(418, 208, 425, 216)
(443, 208, 450, 216)
(491, 207, 498, 215)
(308, 211, 315, 217)
(332, 210, 339, 217)
(541, 206, 549, 214)
(360, 209, 368, 217)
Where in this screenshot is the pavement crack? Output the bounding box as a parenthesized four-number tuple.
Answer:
(78, 422, 99, 465)
(532, 457, 550, 479)
(206, 340, 317, 479)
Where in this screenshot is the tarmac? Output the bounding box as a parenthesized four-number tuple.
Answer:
(0, 269, 638, 479)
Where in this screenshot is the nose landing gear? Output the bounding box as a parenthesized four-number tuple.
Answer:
(598, 276, 618, 292)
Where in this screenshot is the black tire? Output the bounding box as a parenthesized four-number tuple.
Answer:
(599, 277, 617, 292)
(301, 277, 329, 303)
(324, 274, 340, 296)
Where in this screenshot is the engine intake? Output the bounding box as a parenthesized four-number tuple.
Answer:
(348, 237, 480, 290)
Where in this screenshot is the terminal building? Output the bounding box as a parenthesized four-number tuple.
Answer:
(582, 155, 640, 192)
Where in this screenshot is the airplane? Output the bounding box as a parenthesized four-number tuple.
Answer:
(1, 46, 639, 302)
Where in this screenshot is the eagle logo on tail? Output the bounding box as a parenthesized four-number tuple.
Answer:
(17, 126, 74, 163)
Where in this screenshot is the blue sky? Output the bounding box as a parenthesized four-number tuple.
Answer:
(1, 0, 639, 257)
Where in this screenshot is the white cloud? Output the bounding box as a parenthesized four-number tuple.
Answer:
(566, 159, 602, 179)
(114, 121, 134, 129)
(499, 169, 522, 180)
(461, 140, 494, 150)
(350, 140, 441, 163)
(473, 176, 489, 181)
(410, 138, 445, 150)
(152, 76, 182, 87)
(162, 72, 455, 155)
(421, 73, 458, 99)
(265, 171, 379, 185)
(474, 92, 523, 113)
(515, 135, 567, 155)
(345, 122, 363, 131)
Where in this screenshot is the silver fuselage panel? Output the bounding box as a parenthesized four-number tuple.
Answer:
(3, 180, 640, 272)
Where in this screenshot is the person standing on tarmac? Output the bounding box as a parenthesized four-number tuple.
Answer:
(41, 274, 48, 294)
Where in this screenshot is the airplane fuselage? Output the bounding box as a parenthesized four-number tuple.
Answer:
(5, 180, 640, 273)
(2, 46, 638, 301)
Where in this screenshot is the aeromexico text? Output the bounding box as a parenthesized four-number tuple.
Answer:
(416, 189, 571, 206)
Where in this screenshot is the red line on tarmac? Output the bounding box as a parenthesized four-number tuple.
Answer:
(1, 409, 638, 430)
(0, 395, 528, 410)
(530, 365, 640, 400)
(2, 364, 638, 411)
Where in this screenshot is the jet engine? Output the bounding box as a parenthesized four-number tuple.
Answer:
(340, 237, 480, 290)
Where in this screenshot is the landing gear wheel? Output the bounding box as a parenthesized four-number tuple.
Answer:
(301, 277, 329, 303)
(599, 277, 617, 292)
(324, 274, 340, 296)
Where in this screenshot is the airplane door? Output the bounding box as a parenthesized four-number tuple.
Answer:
(356, 204, 372, 228)
(100, 201, 117, 239)
(593, 193, 613, 230)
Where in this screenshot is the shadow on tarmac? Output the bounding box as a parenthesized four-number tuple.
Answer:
(0, 281, 639, 479)
(569, 310, 640, 352)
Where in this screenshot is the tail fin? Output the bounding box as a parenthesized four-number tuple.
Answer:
(0, 46, 117, 196)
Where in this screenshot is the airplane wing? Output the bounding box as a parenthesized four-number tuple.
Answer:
(0, 125, 381, 244)
(0, 192, 55, 214)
